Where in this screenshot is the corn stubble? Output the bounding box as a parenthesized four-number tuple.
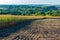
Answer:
(2, 19, 60, 40)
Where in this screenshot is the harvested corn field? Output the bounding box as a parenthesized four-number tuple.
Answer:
(1, 19, 60, 40)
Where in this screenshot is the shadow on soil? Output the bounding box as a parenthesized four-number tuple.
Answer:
(0, 19, 38, 38)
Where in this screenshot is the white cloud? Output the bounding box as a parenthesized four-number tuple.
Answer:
(0, 0, 60, 5)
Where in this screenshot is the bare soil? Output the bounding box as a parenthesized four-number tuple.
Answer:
(1, 19, 60, 40)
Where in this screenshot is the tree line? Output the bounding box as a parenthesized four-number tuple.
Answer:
(0, 5, 60, 16)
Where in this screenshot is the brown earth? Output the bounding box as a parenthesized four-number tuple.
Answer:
(0, 19, 60, 40)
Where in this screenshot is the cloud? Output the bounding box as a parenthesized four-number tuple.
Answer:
(0, 0, 60, 5)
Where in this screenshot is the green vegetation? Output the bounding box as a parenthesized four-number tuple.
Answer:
(0, 5, 60, 28)
(0, 5, 60, 16)
(0, 15, 45, 28)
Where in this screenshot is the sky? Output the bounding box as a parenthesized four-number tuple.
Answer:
(0, 0, 60, 5)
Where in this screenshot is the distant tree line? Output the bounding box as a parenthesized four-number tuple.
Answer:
(0, 5, 60, 16)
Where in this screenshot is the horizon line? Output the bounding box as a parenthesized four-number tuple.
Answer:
(0, 4, 60, 5)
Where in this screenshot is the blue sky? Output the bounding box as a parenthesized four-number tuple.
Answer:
(0, 0, 60, 5)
